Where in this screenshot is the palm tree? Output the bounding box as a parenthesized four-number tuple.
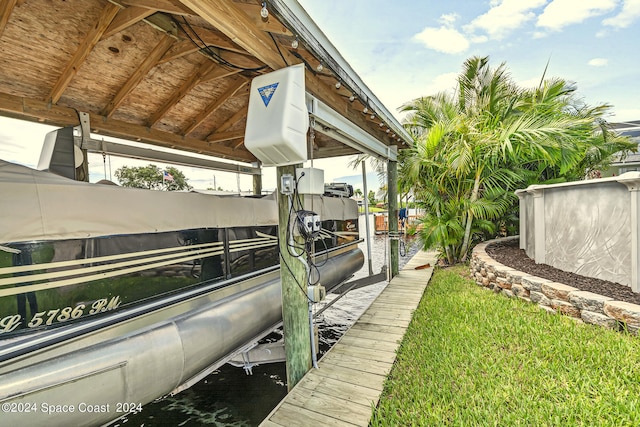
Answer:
(401, 56, 634, 263)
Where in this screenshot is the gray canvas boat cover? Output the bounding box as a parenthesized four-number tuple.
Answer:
(0, 160, 357, 244)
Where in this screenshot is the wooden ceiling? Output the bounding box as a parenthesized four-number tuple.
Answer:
(0, 0, 409, 164)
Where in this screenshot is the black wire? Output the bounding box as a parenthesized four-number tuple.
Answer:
(289, 50, 318, 76)
(279, 251, 313, 303)
(286, 194, 306, 257)
(269, 33, 289, 67)
(174, 17, 268, 72)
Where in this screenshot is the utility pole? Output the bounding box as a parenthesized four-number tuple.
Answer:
(277, 164, 311, 390)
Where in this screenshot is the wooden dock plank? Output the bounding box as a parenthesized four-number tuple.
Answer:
(320, 352, 394, 376)
(329, 343, 397, 364)
(344, 326, 404, 343)
(337, 334, 401, 353)
(311, 362, 387, 391)
(356, 314, 411, 328)
(286, 388, 372, 424)
(348, 322, 407, 336)
(260, 251, 437, 427)
(297, 372, 381, 406)
(361, 307, 415, 321)
(270, 403, 357, 427)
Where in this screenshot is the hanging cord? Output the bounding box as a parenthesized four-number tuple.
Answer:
(102, 151, 107, 180)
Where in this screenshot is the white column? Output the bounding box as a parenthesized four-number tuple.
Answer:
(529, 187, 545, 264)
(619, 176, 640, 292)
(516, 189, 527, 250)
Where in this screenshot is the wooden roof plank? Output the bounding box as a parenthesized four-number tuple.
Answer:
(0, 0, 18, 39)
(148, 59, 216, 126)
(48, 2, 121, 104)
(209, 106, 246, 136)
(183, 77, 247, 135)
(102, 34, 175, 118)
(102, 6, 156, 40)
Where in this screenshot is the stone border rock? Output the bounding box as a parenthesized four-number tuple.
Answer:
(471, 236, 640, 334)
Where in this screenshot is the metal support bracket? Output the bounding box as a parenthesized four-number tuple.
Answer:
(227, 341, 287, 375)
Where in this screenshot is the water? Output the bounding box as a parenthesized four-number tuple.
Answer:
(115, 215, 420, 427)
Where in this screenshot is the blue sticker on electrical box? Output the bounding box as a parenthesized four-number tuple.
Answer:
(257, 82, 279, 107)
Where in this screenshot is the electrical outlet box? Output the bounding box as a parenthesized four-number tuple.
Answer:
(303, 214, 315, 235)
(307, 285, 326, 303)
(281, 174, 294, 195)
(296, 167, 324, 195)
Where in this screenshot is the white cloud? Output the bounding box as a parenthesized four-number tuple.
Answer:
(425, 72, 460, 95)
(413, 26, 469, 54)
(537, 0, 618, 30)
(465, 0, 548, 40)
(588, 58, 609, 66)
(603, 0, 640, 28)
(439, 13, 460, 27)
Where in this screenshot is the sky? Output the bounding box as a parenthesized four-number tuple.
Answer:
(1, 0, 639, 192)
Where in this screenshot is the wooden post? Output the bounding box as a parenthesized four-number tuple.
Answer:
(277, 164, 311, 390)
(388, 151, 399, 277)
(252, 162, 263, 195)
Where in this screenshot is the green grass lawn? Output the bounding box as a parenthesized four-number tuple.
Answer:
(371, 265, 640, 426)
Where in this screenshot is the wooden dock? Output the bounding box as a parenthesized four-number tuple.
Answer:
(260, 250, 436, 427)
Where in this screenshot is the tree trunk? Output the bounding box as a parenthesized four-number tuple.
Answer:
(460, 171, 481, 261)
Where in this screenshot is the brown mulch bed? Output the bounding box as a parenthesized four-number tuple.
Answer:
(485, 238, 640, 306)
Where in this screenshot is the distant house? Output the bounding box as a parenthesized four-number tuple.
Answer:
(604, 120, 640, 177)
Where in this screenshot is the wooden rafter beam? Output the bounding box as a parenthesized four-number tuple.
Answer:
(201, 67, 241, 83)
(147, 59, 216, 126)
(183, 77, 248, 135)
(0, 0, 18, 39)
(158, 40, 199, 63)
(234, 3, 292, 36)
(206, 130, 244, 143)
(173, 23, 247, 55)
(177, 0, 286, 71)
(0, 92, 256, 162)
(48, 3, 121, 104)
(102, 6, 156, 40)
(210, 106, 247, 136)
(120, 0, 194, 16)
(102, 35, 175, 118)
(233, 139, 245, 150)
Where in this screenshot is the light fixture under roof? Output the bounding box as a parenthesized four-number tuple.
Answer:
(291, 36, 299, 49)
(335, 81, 341, 89)
(260, 2, 269, 19)
(316, 63, 323, 72)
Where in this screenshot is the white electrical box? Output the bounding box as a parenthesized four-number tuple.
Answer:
(244, 64, 309, 167)
(296, 167, 324, 195)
